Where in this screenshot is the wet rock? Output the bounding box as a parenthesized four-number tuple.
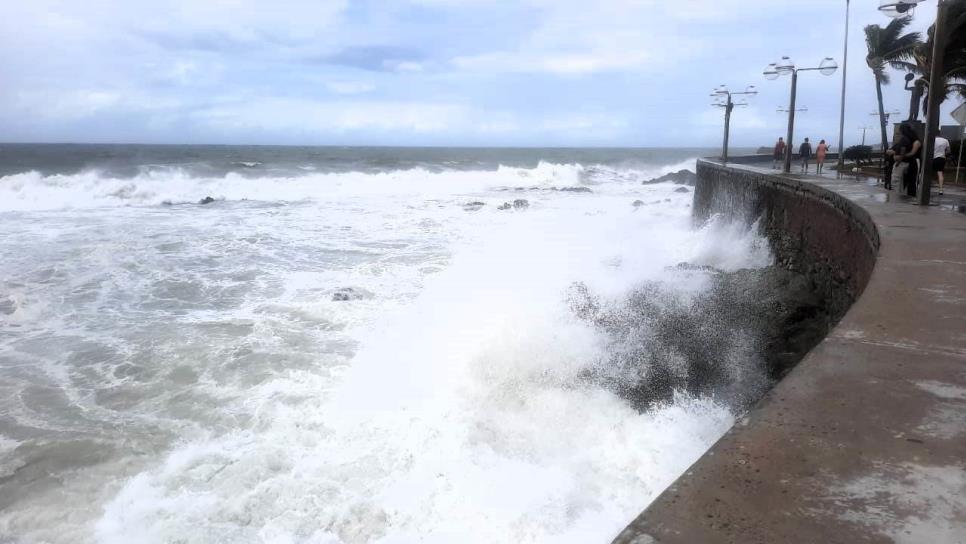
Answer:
(674, 187, 691, 193)
(632, 200, 646, 207)
(513, 199, 530, 209)
(332, 287, 372, 302)
(463, 201, 486, 211)
(199, 196, 216, 205)
(568, 265, 830, 411)
(642, 169, 697, 186)
(497, 202, 512, 210)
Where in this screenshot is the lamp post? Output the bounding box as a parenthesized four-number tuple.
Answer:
(880, 0, 949, 205)
(711, 84, 758, 163)
(837, 0, 851, 176)
(859, 126, 873, 146)
(764, 56, 839, 173)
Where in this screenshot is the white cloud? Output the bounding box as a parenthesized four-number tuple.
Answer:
(14, 90, 121, 120)
(192, 98, 469, 134)
(325, 81, 377, 95)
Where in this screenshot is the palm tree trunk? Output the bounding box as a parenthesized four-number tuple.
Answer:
(875, 74, 889, 153)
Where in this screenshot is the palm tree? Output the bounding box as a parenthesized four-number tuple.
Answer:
(912, 0, 966, 112)
(864, 18, 921, 154)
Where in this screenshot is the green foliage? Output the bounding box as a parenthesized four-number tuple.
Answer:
(844, 145, 873, 165)
(913, 0, 966, 102)
(864, 18, 922, 84)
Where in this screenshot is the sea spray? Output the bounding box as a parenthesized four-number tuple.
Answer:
(0, 147, 770, 543)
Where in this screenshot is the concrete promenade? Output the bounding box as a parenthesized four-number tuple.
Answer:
(614, 160, 966, 543)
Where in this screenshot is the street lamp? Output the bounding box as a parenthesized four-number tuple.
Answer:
(711, 84, 757, 163)
(879, 0, 919, 18)
(764, 56, 839, 173)
(859, 126, 873, 146)
(836, 0, 851, 176)
(871, 110, 900, 123)
(880, 0, 949, 205)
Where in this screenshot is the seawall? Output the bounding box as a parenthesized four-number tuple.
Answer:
(613, 158, 966, 543)
(691, 159, 878, 327)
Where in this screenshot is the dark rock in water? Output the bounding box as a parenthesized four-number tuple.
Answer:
(463, 201, 486, 211)
(632, 200, 646, 207)
(497, 202, 512, 210)
(555, 187, 593, 193)
(332, 287, 372, 302)
(642, 169, 697, 186)
(199, 196, 216, 205)
(674, 187, 691, 193)
(567, 265, 830, 412)
(513, 199, 529, 209)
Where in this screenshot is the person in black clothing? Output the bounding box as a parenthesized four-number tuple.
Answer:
(891, 123, 922, 196)
(799, 138, 813, 173)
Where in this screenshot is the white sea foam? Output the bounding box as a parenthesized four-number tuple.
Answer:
(0, 158, 771, 543)
(0, 161, 616, 212)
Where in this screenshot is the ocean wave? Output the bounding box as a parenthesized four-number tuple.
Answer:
(0, 159, 697, 212)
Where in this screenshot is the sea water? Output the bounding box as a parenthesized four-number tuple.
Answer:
(0, 145, 769, 543)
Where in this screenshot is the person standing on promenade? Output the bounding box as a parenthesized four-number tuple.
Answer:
(799, 138, 813, 173)
(892, 123, 922, 197)
(815, 139, 829, 174)
(773, 137, 786, 169)
(934, 134, 951, 195)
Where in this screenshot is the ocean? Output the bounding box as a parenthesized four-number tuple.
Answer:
(0, 144, 770, 543)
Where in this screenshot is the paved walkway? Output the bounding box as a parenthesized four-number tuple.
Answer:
(615, 160, 966, 544)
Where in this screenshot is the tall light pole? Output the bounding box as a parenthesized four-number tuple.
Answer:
(859, 126, 873, 146)
(879, 0, 951, 205)
(837, 0, 851, 175)
(764, 56, 839, 173)
(711, 84, 758, 163)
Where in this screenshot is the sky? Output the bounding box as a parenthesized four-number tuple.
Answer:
(0, 0, 960, 147)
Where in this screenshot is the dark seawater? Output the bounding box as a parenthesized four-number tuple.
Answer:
(0, 143, 749, 178)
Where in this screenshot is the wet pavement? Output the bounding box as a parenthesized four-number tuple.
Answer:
(614, 158, 966, 544)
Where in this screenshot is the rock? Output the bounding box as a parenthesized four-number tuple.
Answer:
(332, 287, 372, 302)
(199, 196, 216, 205)
(567, 265, 830, 412)
(513, 199, 529, 209)
(632, 200, 646, 207)
(497, 202, 512, 210)
(674, 187, 691, 193)
(642, 169, 697, 186)
(463, 201, 486, 211)
(555, 187, 593, 193)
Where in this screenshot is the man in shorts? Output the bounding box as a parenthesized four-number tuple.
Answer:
(934, 135, 951, 195)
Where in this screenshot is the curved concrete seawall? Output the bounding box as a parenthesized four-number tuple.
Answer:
(614, 159, 966, 543)
(691, 159, 878, 324)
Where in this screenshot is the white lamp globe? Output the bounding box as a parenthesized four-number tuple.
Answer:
(819, 57, 838, 76)
(776, 56, 795, 75)
(763, 64, 780, 80)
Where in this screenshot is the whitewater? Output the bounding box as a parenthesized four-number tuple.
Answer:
(0, 146, 771, 543)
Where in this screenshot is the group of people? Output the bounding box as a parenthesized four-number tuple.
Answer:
(771, 126, 952, 196)
(885, 123, 951, 196)
(772, 137, 831, 173)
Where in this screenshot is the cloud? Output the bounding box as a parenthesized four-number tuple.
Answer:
(325, 81, 377, 95)
(192, 98, 468, 134)
(0, 0, 944, 146)
(315, 46, 427, 72)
